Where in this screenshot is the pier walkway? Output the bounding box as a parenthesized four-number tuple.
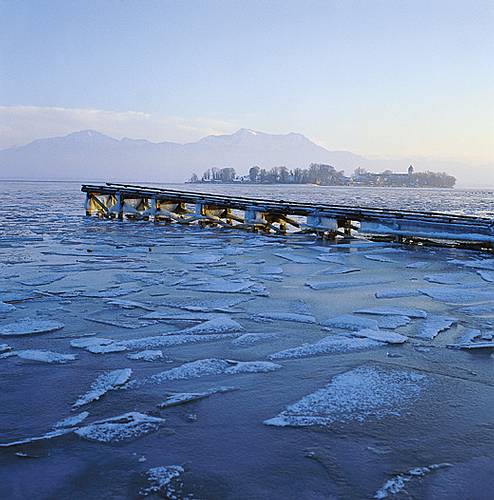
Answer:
(81, 183, 494, 249)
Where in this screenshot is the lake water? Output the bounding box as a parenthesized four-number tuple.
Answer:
(1, 181, 494, 499)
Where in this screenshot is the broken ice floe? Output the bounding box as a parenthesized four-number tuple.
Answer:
(140, 465, 185, 497)
(70, 337, 115, 349)
(73, 368, 133, 408)
(424, 273, 474, 285)
(352, 328, 408, 344)
(448, 340, 494, 350)
(268, 336, 382, 360)
(0, 319, 64, 336)
(450, 258, 494, 271)
(178, 317, 244, 335)
(420, 287, 494, 305)
(74, 412, 165, 443)
(0, 290, 39, 303)
(54, 412, 90, 429)
(18, 273, 66, 286)
(258, 264, 283, 275)
(459, 304, 494, 316)
(4, 349, 76, 364)
(477, 270, 494, 283)
(127, 350, 164, 361)
(177, 253, 223, 264)
(178, 278, 254, 294)
(374, 463, 452, 499)
(0, 301, 16, 313)
(0, 343, 11, 353)
(76, 333, 239, 354)
(158, 296, 252, 312)
(321, 314, 379, 331)
(82, 285, 142, 299)
(406, 261, 429, 269)
(84, 317, 157, 330)
(316, 255, 347, 264)
(414, 316, 456, 340)
(0, 428, 75, 448)
(232, 333, 282, 347)
(364, 255, 397, 263)
(141, 311, 221, 322)
(274, 252, 316, 264)
(158, 386, 237, 408)
(356, 307, 427, 319)
(305, 279, 392, 290)
(374, 315, 411, 329)
(105, 299, 155, 311)
(375, 289, 421, 299)
(317, 267, 360, 275)
(251, 312, 316, 324)
(146, 358, 282, 385)
(264, 365, 427, 427)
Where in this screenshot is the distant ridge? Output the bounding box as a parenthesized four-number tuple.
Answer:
(0, 128, 365, 182)
(0, 128, 474, 184)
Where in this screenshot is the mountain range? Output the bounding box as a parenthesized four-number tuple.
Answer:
(0, 128, 474, 184)
(0, 128, 365, 182)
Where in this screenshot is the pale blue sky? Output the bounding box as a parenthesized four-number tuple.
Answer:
(1, 0, 493, 164)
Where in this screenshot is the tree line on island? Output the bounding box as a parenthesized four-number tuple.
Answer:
(188, 163, 456, 188)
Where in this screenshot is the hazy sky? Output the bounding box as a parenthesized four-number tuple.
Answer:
(1, 0, 493, 166)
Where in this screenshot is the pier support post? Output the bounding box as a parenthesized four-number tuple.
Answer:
(116, 192, 124, 220)
(85, 193, 92, 216)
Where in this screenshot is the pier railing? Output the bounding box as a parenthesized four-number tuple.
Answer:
(81, 182, 494, 249)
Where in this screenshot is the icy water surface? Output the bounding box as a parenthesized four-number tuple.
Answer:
(1, 181, 494, 499)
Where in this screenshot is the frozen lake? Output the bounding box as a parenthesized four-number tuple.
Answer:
(1, 181, 494, 499)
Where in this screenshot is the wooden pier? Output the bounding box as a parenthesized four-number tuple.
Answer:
(81, 183, 494, 250)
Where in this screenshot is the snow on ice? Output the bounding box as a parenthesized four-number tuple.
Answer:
(127, 350, 164, 361)
(75, 412, 165, 443)
(321, 314, 379, 331)
(374, 463, 452, 499)
(264, 365, 427, 427)
(414, 316, 456, 340)
(73, 368, 133, 408)
(158, 386, 237, 408)
(0, 319, 64, 336)
(251, 312, 316, 324)
(178, 317, 244, 335)
(352, 328, 408, 344)
(54, 412, 90, 429)
(268, 335, 382, 360)
(232, 333, 282, 347)
(5, 349, 77, 363)
(147, 358, 281, 384)
(140, 465, 185, 497)
(356, 307, 427, 319)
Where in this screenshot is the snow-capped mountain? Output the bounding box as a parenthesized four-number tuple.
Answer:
(0, 128, 365, 182)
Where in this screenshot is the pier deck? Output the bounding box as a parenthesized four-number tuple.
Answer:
(81, 183, 494, 249)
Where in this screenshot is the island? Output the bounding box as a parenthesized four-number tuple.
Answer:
(188, 164, 456, 188)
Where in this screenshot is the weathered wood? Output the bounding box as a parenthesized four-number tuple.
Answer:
(81, 183, 494, 249)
